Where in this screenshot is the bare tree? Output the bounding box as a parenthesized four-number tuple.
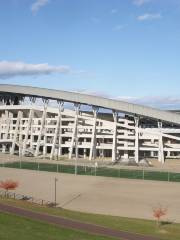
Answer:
(153, 205, 167, 226)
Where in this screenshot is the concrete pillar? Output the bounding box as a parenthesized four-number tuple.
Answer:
(158, 121, 164, 164)
(35, 99, 48, 157)
(150, 151, 154, 157)
(134, 116, 139, 163)
(167, 151, 171, 158)
(50, 101, 63, 160)
(69, 103, 80, 159)
(4, 110, 10, 139)
(9, 112, 13, 139)
(22, 109, 34, 156)
(89, 106, 98, 161)
(30, 111, 34, 150)
(0, 113, 3, 140)
(10, 110, 22, 155)
(83, 139, 87, 159)
(112, 111, 118, 162)
(18, 111, 23, 156)
(124, 151, 128, 159)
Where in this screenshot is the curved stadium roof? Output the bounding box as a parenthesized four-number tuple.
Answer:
(0, 84, 180, 125)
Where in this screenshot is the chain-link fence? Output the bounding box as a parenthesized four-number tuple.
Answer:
(1, 161, 180, 182)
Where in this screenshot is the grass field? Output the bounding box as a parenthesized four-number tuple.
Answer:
(1, 161, 180, 182)
(0, 211, 115, 240)
(0, 198, 180, 240)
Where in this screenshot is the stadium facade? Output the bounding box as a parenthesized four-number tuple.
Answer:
(0, 84, 180, 164)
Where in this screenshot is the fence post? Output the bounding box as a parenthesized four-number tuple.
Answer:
(142, 168, 145, 180)
(168, 171, 170, 182)
(57, 164, 58, 173)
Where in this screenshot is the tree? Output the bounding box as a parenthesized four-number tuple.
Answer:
(0, 179, 19, 195)
(153, 205, 167, 226)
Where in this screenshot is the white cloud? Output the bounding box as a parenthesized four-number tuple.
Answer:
(137, 13, 162, 21)
(133, 0, 151, 6)
(31, 0, 49, 14)
(0, 61, 71, 79)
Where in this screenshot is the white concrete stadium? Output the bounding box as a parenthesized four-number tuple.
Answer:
(1, 84, 180, 164)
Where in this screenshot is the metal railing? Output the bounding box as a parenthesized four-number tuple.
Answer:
(0, 189, 55, 207)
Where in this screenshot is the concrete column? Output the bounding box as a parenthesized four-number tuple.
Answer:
(150, 151, 154, 157)
(69, 103, 80, 159)
(158, 121, 164, 164)
(83, 138, 87, 159)
(4, 110, 10, 139)
(134, 116, 139, 163)
(18, 111, 23, 156)
(22, 109, 34, 156)
(167, 151, 171, 158)
(124, 150, 128, 159)
(10, 111, 22, 155)
(50, 101, 63, 160)
(1, 111, 8, 153)
(0, 113, 2, 140)
(43, 136, 47, 157)
(9, 112, 14, 139)
(89, 106, 98, 161)
(30, 111, 34, 150)
(112, 111, 118, 162)
(35, 99, 48, 157)
(29, 97, 36, 151)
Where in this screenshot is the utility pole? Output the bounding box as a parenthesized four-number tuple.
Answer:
(54, 177, 58, 205)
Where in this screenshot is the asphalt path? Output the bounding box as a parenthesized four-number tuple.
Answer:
(0, 203, 160, 240)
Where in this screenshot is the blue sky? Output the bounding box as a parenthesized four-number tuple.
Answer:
(0, 0, 180, 109)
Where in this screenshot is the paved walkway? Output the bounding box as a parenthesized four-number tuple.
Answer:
(0, 203, 159, 240)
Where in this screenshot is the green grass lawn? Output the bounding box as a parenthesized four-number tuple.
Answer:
(0, 211, 115, 240)
(0, 197, 180, 240)
(1, 161, 180, 182)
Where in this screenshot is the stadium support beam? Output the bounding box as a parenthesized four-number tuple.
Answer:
(83, 138, 87, 159)
(10, 110, 22, 155)
(22, 109, 34, 156)
(158, 121, 164, 164)
(4, 110, 11, 139)
(69, 103, 80, 159)
(0, 113, 2, 139)
(50, 101, 63, 160)
(112, 110, 118, 162)
(2, 110, 12, 153)
(89, 106, 98, 161)
(18, 111, 24, 156)
(134, 116, 139, 163)
(34, 99, 48, 157)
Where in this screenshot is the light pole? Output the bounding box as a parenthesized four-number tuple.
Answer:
(54, 177, 58, 205)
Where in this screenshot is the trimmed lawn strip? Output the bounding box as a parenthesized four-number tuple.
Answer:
(0, 211, 115, 240)
(0, 197, 180, 240)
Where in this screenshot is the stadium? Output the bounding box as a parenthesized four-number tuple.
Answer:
(0, 84, 180, 165)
